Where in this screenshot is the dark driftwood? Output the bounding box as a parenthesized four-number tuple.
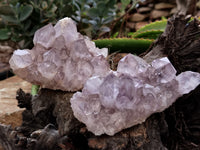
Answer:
(0, 15, 200, 150)
(143, 15, 200, 73)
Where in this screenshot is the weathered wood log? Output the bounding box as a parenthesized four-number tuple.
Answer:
(143, 15, 200, 73)
(0, 124, 16, 150)
(0, 15, 200, 150)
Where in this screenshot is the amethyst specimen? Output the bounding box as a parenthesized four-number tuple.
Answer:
(70, 54, 200, 136)
(9, 17, 109, 91)
(9, 17, 200, 137)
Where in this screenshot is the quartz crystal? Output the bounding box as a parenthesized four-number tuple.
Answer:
(9, 17, 109, 91)
(70, 54, 200, 136)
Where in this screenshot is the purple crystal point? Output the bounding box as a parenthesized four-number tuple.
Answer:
(9, 50, 32, 70)
(33, 24, 56, 49)
(117, 54, 149, 76)
(84, 38, 108, 57)
(9, 17, 109, 91)
(151, 57, 177, 83)
(54, 17, 78, 44)
(70, 54, 200, 136)
(176, 71, 200, 94)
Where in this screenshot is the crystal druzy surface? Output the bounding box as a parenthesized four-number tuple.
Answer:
(9, 17, 109, 91)
(70, 54, 200, 136)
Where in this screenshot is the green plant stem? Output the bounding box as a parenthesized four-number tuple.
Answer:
(94, 38, 154, 54)
(31, 84, 40, 96)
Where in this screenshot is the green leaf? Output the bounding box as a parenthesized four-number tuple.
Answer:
(41, 1, 48, 9)
(1, 15, 18, 23)
(49, 4, 57, 13)
(87, 8, 99, 18)
(102, 16, 114, 24)
(11, 34, 22, 42)
(0, 5, 15, 15)
(0, 28, 11, 40)
(19, 5, 33, 21)
(97, 2, 106, 10)
(106, 0, 116, 9)
(111, 32, 119, 38)
(0, 20, 5, 28)
(121, 0, 131, 6)
(100, 26, 110, 32)
(24, 20, 31, 31)
(121, 0, 131, 12)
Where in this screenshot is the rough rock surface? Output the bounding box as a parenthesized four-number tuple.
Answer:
(9, 17, 109, 91)
(70, 54, 200, 135)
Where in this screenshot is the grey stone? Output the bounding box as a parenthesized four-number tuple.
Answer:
(129, 13, 148, 22)
(137, 7, 152, 13)
(155, 3, 175, 10)
(151, 10, 170, 19)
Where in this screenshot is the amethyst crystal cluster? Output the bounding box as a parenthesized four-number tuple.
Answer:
(9, 17, 109, 91)
(9, 17, 200, 136)
(70, 54, 200, 135)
